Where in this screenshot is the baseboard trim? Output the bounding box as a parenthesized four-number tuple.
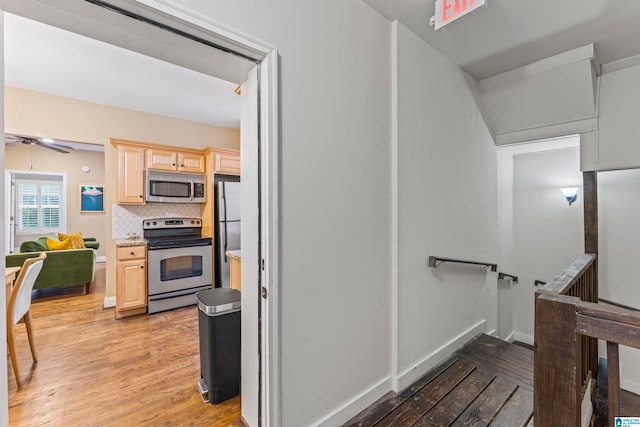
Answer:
(396, 320, 487, 392)
(103, 296, 116, 308)
(513, 332, 534, 346)
(504, 331, 515, 343)
(621, 378, 640, 395)
(96, 256, 106, 263)
(239, 416, 250, 427)
(313, 375, 392, 427)
(309, 320, 494, 426)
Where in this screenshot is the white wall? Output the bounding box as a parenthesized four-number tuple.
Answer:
(511, 148, 583, 341)
(497, 150, 515, 341)
(393, 22, 498, 389)
(170, 1, 392, 425)
(597, 63, 640, 171)
(598, 168, 640, 393)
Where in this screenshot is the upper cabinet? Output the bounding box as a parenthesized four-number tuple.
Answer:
(147, 147, 205, 174)
(207, 147, 240, 176)
(116, 144, 145, 204)
(112, 140, 239, 207)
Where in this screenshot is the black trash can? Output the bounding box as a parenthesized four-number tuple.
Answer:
(196, 288, 241, 404)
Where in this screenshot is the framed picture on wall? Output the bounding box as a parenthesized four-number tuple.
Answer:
(80, 185, 104, 213)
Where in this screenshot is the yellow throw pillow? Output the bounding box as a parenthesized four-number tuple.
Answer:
(47, 237, 73, 251)
(58, 232, 86, 249)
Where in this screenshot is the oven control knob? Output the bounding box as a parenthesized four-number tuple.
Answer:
(144, 221, 149, 226)
(152, 221, 157, 226)
(196, 220, 200, 225)
(191, 220, 195, 224)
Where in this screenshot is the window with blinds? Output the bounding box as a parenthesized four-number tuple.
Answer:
(15, 177, 63, 234)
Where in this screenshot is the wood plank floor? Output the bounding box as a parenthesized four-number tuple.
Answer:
(344, 334, 534, 427)
(8, 263, 242, 427)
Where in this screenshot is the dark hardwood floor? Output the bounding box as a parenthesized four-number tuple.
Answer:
(7, 263, 241, 426)
(345, 334, 534, 427)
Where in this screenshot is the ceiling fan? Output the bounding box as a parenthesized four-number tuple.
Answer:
(5, 133, 74, 154)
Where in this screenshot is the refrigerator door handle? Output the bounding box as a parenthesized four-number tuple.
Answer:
(220, 182, 227, 222)
(223, 222, 228, 263)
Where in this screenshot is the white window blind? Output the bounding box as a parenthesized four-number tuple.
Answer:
(15, 178, 63, 234)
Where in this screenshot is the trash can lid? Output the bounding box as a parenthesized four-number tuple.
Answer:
(196, 288, 241, 316)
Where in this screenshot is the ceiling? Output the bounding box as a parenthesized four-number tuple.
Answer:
(362, 0, 640, 80)
(4, 13, 242, 130)
(6, 0, 640, 141)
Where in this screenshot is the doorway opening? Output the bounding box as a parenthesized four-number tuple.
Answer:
(1, 1, 279, 426)
(496, 134, 582, 345)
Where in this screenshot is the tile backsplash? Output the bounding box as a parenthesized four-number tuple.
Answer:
(112, 203, 202, 239)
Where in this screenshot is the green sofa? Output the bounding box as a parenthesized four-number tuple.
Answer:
(6, 236, 99, 292)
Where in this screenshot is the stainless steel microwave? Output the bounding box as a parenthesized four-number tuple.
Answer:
(145, 170, 206, 203)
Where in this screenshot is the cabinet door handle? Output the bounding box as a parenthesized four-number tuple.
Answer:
(140, 266, 144, 269)
(130, 252, 135, 255)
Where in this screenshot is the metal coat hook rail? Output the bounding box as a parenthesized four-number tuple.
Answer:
(427, 256, 497, 272)
(498, 272, 518, 283)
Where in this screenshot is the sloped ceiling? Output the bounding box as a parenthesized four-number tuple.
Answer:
(363, 0, 640, 80)
(363, 0, 640, 142)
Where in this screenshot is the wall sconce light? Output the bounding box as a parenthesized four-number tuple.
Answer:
(560, 187, 579, 206)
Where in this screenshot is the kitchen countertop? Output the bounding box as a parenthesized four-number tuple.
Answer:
(115, 238, 147, 247)
(226, 250, 241, 261)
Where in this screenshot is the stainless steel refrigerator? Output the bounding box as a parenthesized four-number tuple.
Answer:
(215, 180, 241, 288)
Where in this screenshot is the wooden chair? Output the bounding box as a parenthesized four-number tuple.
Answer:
(7, 252, 47, 387)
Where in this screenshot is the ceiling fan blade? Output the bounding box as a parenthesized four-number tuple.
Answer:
(5, 134, 23, 145)
(52, 143, 74, 151)
(5, 133, 76, 153)
(37, 141, 71, 154)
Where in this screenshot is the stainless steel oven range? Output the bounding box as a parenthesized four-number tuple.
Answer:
(144, 217, 212, 314)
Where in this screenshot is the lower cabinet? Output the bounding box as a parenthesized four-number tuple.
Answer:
(116, 244, 147, 318)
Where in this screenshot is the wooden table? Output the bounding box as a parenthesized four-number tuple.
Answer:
(6, 266, 20, 302)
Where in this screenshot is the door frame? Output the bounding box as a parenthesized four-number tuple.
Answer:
(0, 1, 280, 426)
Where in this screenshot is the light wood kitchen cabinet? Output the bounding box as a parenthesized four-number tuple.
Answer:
(206, 147, 240, 175)
(116, 144, 145, 204)
(226, 250, 241, 291)
(146, 147, 205, 174)
(116, 244, 147, 318)
(201, 147, 241, 239)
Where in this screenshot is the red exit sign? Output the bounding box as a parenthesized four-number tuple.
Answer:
(432, 0, 486, 30)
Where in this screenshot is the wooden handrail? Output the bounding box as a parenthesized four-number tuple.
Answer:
(536, 294, 640, 427)
(534, 253, 599, 427)
(599, 298, 640, 313)
(576, 300, 640, 344)
(576, 299, 640, 426)
(541, 253, 596, 294)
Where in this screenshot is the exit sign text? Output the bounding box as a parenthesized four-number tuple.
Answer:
(433, 0, 486, 30)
